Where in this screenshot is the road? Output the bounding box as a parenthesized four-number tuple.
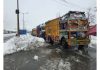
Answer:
(4, 33, 15, 42)
(4, 44, 96, 70)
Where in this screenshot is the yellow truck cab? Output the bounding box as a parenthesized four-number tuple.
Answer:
(45, 18, 60, 42)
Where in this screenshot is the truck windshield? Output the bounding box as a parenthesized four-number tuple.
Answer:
(70, 13, 85, 19)
(70, 32, 86, 39)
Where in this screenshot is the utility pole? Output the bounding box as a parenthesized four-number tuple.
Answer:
(16, 0, 20, 36)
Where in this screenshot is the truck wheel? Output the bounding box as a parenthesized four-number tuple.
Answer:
(61, 40, 69, 49)
(84, 45, 88, 54)
(78, 45, 88, 54)
(78, 45, 84, 50)
(60, 37, 65, 45)
(61, 40, 65, 45)
(60, 37, 69, 49)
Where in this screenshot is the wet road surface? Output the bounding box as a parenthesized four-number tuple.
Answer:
(4, 44, 96, 70)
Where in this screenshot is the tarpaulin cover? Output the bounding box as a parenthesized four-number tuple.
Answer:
(87, 25, 96, 36)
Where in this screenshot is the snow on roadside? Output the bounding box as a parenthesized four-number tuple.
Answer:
(4, 34, 45, 55)
(89, 35, 97, 48)
(4, 33, 16, 38)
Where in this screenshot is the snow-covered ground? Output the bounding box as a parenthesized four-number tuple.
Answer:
(4, 34, 45, 55)
(40, 59, 71, 70)
(89, 35, 97, 48)
(4, 33, 16, 38)
(4, 33, 16, 42)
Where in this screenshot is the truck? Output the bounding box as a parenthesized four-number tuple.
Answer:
(45, 11, 90, 50)
(36, 24, 46, 39)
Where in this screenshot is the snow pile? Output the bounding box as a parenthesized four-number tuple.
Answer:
(58, 59, 71, 70)
(89, 35, 96, 48)
(68, 56, 80, 63)
(56, 48, 62, 53)
(33, 55, 38, 61)
(4, 34, 45, 55)
(40, 59, 71, 70)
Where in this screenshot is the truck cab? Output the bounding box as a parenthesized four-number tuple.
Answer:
(60, 11, 90, 49)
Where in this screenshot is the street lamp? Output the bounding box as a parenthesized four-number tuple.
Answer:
(20, 12, 28, 29)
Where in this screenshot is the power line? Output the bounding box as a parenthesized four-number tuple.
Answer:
(51, 0, 87, 10)
(51, 0, 96, 11)
(60, 0, 86, 10)
(61, 0, 68, 4)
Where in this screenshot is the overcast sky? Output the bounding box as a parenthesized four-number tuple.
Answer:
(4, 0, 96, 31)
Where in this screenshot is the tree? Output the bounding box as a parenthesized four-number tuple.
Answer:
(86, 7, 97, 25)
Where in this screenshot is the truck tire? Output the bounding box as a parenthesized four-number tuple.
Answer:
(60, 37, 68, 49)
(48, 36, 54, 45)
(84, 45, 88, 54)
(78, 45, 88, 54)
(78, 45, 84, 50)
(60, 37, 66, 45)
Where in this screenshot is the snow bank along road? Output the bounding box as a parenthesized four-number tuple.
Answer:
(4, 33, 16, 42)
(4, 34, 45, 55)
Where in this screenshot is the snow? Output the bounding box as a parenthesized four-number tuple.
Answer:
(4, 33, 16, 37)
(33, 55, 38, 61)
(89, 35, 96, 48)
(4, 34, 45, 55)
(40, 59, 71, 70)
(56, 48, 62, 53)
(58, 59, 71, 70)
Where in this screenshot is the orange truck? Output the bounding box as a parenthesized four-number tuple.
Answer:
(45, 18, 60, 42)
(45, 11, 90, 49)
